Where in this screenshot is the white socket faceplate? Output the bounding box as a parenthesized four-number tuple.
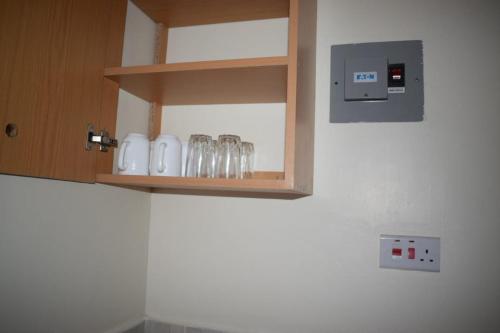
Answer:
(379, 234, 440, 272)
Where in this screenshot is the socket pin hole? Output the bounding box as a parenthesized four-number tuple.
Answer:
(430, 259, 434, 263)
(409, 240, 415, 243)
(395, 240, 400, 242)
(425, 249, 429, 254)
(420, 259, 424, 262)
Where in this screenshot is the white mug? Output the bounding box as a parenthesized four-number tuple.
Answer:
(117, 133, 149, 175)
(150, 134, 182, 176)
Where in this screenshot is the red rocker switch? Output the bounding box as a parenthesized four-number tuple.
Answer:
(408, 247, 416, 260)
(392, 248, 402, 258)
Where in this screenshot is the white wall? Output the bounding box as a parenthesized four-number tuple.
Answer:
(0, 2, 154, 332)
(0, 176, 150, 333)
(146, 1, 500, 332)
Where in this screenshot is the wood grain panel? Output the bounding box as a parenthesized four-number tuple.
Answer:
(0, 0, 127, 182)
(283, 0, 299, 187)
(149, 23, 168, 140)
(283, 0, 316, 194)
(0, 0, 24, 168)
(152, 188, 304, 199)
(292, 0, 317, 194)
(95, 172, 307, 196)
(97, 171, 292, 197)
(105, 57, 288, 105)
(154, 23, 168, 64)
(149, 103, 163, 140)
(96, 0, 128, 174)
(132, 0, 290, 27)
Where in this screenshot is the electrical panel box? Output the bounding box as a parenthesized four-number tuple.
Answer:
(330, 40, 424, 123)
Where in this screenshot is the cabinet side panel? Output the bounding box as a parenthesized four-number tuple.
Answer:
(96, 0, 128, 174)
(293, 0, 317, 194)
(284, 0, 299, 186)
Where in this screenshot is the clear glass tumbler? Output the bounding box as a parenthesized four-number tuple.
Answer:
(240, 142, 255, 179)
(206, 139, 217, 178)
(185, 134, 212, 177)
(215, 134, 241, 179)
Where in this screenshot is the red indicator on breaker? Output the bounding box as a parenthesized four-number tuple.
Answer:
(390, 68, 402, 80)
(388, 63, 405, 87)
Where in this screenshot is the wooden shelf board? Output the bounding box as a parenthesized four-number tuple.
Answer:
(105, 56, 288, 105)
(96, 172, 308, 197)
(132, 0, 290, 27)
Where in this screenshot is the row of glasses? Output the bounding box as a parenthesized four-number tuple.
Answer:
(185, 134, 254, 179)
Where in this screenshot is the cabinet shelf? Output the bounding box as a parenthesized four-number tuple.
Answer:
(96, 172, 308, 198)
(102, 0, 316, 199)
(104, 56, 288, 105)
(132, 0, 290, 27)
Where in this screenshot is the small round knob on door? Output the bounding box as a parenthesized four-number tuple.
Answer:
(5, 123, 18, 138)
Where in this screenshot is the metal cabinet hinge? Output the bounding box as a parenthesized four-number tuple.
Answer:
(86, 124, 118, 152)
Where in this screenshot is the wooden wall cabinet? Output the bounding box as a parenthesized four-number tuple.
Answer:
(0, 0, 317, 199)
(0, 0, 127, 182)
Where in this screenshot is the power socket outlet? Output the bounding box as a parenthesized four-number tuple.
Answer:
(379, 235, 440, 272)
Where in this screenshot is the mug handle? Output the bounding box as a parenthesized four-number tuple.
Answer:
(157, 142, 168, 173)
(118, 141, 129, 171)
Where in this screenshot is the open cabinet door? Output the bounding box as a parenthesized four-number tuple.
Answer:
(0, 0, 127, 182)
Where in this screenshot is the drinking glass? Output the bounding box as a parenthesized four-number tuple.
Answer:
(215, 134, 241, 179)
(206, 139, 217, 178)
(240, 142, 255, 179)
(185, 134, 212, 177)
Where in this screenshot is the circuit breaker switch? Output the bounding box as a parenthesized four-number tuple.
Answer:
(388, 63, 405, 87)
(344, 57, 388, 101)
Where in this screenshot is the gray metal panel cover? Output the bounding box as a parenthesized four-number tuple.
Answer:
(345, 56, 388, 101)
(331, 40, 424, 123)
